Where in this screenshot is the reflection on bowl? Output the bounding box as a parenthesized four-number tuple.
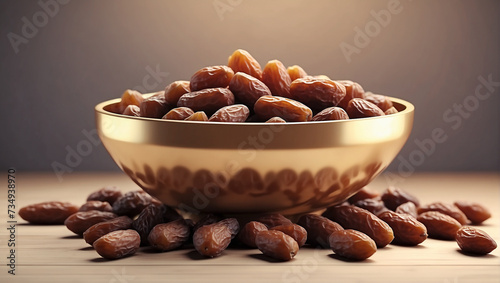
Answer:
(95, 95, 414, 216)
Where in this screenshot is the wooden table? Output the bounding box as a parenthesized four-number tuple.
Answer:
(1, 172, 499, 283)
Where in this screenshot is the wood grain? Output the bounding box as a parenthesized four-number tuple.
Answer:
(1, 172, 499, 283)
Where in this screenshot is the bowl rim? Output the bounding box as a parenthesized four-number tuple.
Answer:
(95, 93, 414, 126)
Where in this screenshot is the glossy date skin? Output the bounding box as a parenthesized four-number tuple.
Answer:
(254, 96, 312, 122)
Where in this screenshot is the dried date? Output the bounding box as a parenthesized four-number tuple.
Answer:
(19, 201, 79, 225)
(289, 77, 346, 111)
(87, 186, 123, 205)
(287, 65, 308, 82)
(348, 187, 380, 203)
(79, 201, 113, 212)
(190, 65, 234, 91)
(162, 107, 194, 120)
(323, 205, 394, 247)
(256, 213, 293, 228)
(346, 98, 385, 119)
(164, 80, 191, 106)
(455, 226, 497, 255)
(378, 210, 427, 246)
(148, 219, 191, 251)
(297, 214, 343, 248)
(312, 106, 349, 121)
(254, 96, 312, 122)
(64, 210, 117, 235)
(364, 92, 393, 112)
(454, 201, 491, 225)
(255, 230, 299, 261)
(395, 202, 418, 218)
(265, 117, 286, 123)
(185, 111, 208, 121)
(336, 80, 365, 109)
(352, 198, 388, 216)
(132, 204, 165, 245)
(329, 229, 376, 261)
(177, 88, 235, 116)
(122, 105, 140, 117)
(193, 218, 239, 257)
(418, 202, 468, 225)
(112, 190, 157, 217)
(238, 221, 268, 248)
(261, 59, 292, 98)
(228, 72, 272, 108)
(93, 229, 140, 259)
(140, 92, 170, 118)
(208, 104, 250, 122)
(271, 224, 307, 247)
(228, 49, 263, 80)
(118, 89, 143, 113)
(83, 216, 133, 245)
(417, 211, 462, 240)
(381, 186, 420, 211)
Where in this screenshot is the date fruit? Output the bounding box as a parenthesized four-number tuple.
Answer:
(118, 89, 143, 113)
(455, 226, 497, 255)
(177, 88, 235, 116)
(83, 216, 133, 245)
(122, 105, 140, 117)
(378, 210, 427, 246)
(417, 211, 462, 240)
(190, 65, 234, 91)
(289, 77, 346, 111)
(265, 117, 286, 123)
(395, 202, 418, 218)
(162, 107, 194, 120)
(79, 201, 113, 212)
(454, 201, 491, 225)
(238, 221, 268, 248)
(254, 96, 312, 122)
(261, 59, 292, 98)
(364, 92, 393, 112)
(148, 219, 191, 251)
(271, 224, 307, 247)
(418, 202, 468, 225)
(381, 186, 420, 211)
(164, 80, 190, 106)
(65, 210, 117, 235)
(185, 111, 208, 121)
(352, 198, 389, 216)
(256, 213, 293, 228)
(336, 80, 365, 109)
(346, 98, 384, 119)
(112, 190, 157, 217)
(227, 49, 263, 80)
(297, 214, 343, 248)
(140, 92, 170, 118)
(208, 104, 250, 122)
(255, 230, 299, 261)
(323, 205, 394, 248)
(312, 106, 349, 121)
(87, 186, 123, 205)
(19, 201, 79, 225)
(329, 229, 376, 261)
(228, 72, 272, 108)
(93, 229, 140, 260)
(287, 65, 308, 82)
(193, 218, 239, 257)
(132, 204, 165, 245)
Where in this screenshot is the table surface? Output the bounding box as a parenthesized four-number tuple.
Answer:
(1, 172, 499, 283)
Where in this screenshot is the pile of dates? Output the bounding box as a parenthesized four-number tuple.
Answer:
(109, 49, 398, 122)
(19, 186, 496, 261)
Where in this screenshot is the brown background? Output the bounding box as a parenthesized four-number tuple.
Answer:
(1, 0, 498, 176)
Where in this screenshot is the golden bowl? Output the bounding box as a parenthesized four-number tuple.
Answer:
(95, 95, 414, 216)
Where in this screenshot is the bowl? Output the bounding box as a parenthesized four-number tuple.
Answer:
(95, 94, 414, 216)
